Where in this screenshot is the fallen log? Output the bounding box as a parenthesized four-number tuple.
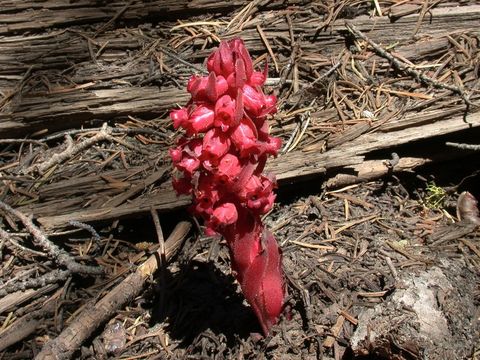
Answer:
(1, 4, 479, 137)
(0, 86, 189, 137)
(0, 0, 261, 35)
(21, 110, 479, 230)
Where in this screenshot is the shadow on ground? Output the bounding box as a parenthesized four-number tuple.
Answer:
(150, 259, 258, 347)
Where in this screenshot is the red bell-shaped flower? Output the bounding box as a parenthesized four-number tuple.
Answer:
(211, 202, 238, 226)
(216, 153, 242, 185)
(202, 127, 231, 162)
(230, 117, 260, 158)
(170, 108, 189, 130)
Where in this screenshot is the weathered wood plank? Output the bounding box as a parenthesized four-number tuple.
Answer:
(2, 4, 478, 84)
(29, 110, 480, 229)
(0, 0, 296, 35)
(0, 86, 189, 136)
(191, 4, 480, 58)
(1, 5, 479, 138)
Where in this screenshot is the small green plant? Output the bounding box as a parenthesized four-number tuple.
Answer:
(424, 182, 447, 209)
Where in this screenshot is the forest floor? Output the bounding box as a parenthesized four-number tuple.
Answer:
(0, 1, 480, 359)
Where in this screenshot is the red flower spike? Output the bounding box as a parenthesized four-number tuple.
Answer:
(216, 153, 242, 184)
(228, 209, 262, 276)
(206, 72, 219, 102)
(170, 38, 286, 335)
(207, 41, 235, 77)
(207, 72, 228, 102)
(234, 58, 247, 88)
(234, 90, 244, 123)
(172, 176, 192, 195)
(242, 84, 271, 117)
(230, 117, 260, 158)
(250, 71, 266, 87)
(234, 39, 254, 79)
(187, 75, 207, 101)
(169, 147, 182, 164)
(261, 136, 282, 157)
(249, 60, 269, 87)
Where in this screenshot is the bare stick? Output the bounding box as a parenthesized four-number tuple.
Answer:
(150, 207, 166, 266)
(35, 221, 191, 360)
(345, 22, 475, 108)
(68, 220, 101, 241)
(446, 142, 480, 151)
(0, 201, 102, 275)
(0, 228, 47, 257)
(0, 269, 70, 297)
(40, 127, 167, 142)
(26, 123, 112, 175)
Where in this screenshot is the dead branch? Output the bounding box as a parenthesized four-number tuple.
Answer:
(0, 268, 70, 297)
(0, 201, 103, 275)
(35, 221, 191, 360)
(0, 228, 48, 257)
(39, 127, 167, 143)
(68, 220, 101, 241)
(26, 123, 112, 175)
(446, 142, 480, 151)
(324, 157, 432, 189)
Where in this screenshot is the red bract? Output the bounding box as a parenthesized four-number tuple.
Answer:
(170, 38, 286, 335)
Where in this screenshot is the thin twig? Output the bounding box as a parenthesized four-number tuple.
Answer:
(446, 142, 480, 151)
(27, 123, 150, 174)
(40, 127, 167, 142)
(157, 45, 207, 74)
(0, 201, 103, 275)
(0, 269, 70, 297)
(289, 61, 342, 110)
(150, 208, 166, 266)
(0, 228, 47, 257)
(26, 124, 112, 175)
(68, 221, 101, 242)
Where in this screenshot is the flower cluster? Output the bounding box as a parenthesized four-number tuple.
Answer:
(170, 39, 285, 335)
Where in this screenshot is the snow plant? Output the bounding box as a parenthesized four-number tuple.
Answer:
(169, 38, 286, 335)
